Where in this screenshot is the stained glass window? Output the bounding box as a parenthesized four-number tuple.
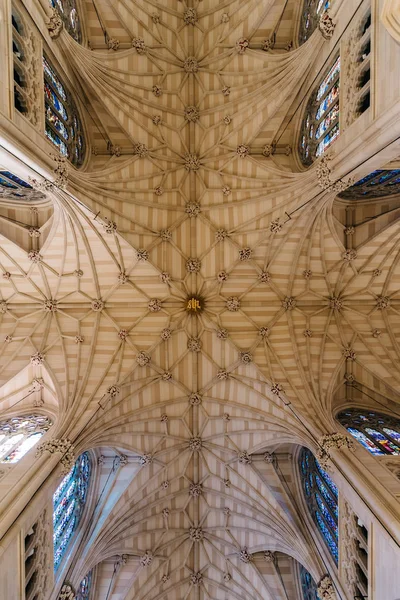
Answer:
(49, 0, 82, 43)
(299, 447, 338, 562)
(298, 0, 330, 45)
(338, 169, 400, 199)
(299, 56, 340, 166)
(0, 170, 46, 202)
(0, 415, 52, 463)
(53, 452, 91, 570)
(77, 571, 92, 600)
(43, 55, 85, 166)
(338, 409, 400, 455)
(300, 565, 319, 600)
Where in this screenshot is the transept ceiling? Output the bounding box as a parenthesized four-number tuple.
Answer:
(1, 0, 400, 598)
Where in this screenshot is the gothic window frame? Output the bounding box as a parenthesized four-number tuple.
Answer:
(338, 169, 400, 200)
(299, 447, 339, 563)
(0, 414, 52, 464)
(298, 0, 330, 45)
(337, 408, 400, 456)
(299, 54, 340, 166)
(49, 0, 82, 43)
(12, 7, 28, 116)
(43, 54, 85, 166)
(53, 452, 91, 570)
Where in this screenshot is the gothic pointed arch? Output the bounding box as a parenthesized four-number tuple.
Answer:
(0, 413, 52, 464)
(299, 447, 339, 563)
(337, 408, 400, 455)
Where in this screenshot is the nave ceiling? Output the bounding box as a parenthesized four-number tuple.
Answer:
(1, 0, 400, 598)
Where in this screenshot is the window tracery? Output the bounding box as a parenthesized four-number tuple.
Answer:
(53, 452, 91, 570)
(0, 170, 46, 202)
(49, 0, 82, 43)
(43, 55, 85, 166)
(299, 56, 340, 166)
(11, 7, 41, 125)
(337, 409, 400, 455)
(300, 565, 319, 600)
(298, 0, 330, 45)
(0, 414, 52, 463)
(76, 571, 92, 600)
(299, 447, 338, 562)
(338, 169, 400, 199)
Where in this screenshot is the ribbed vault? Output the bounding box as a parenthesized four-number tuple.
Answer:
(1, 0, 400, 598)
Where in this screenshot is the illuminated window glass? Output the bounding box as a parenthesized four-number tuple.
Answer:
(77, 571, 92, 600)
(300, 565, 319, 600)
(49, 0, 82, 43)
(300, 447, 338, 562)
(338, 409, 400, 455)
(0, 415, 52, 463)
(298, 0, 330, 45)
(338, 169, 400, 199)
(43, 55, 85, 166)
(53, 452, 91, 570)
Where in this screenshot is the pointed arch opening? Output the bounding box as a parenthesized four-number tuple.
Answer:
(337, 408, 400, 455)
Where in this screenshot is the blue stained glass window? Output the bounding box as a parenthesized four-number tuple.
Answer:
(49, 0, 82, 42)
(43, 56, 85, 166)
(300, 565, 319, 600)
(338, 409, 400, 455)
(77, 571, 92, 600)
(53, 452, 91, 570)
(299, 447, 338, 562)
(298, 0, 330, 45)
(338, 169, 400, 199)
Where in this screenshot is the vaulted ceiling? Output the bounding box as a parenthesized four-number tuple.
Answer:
(1, 0, 400, 597)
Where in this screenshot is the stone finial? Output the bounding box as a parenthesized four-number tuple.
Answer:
(36, 439, 75, 474)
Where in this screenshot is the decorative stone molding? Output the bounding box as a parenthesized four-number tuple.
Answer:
(43, 299, 58, 313)
(160, 271, 171, 283)
(318, 12, 336, 39)
(217, 369, 229, 380)
(372, 328, 381, 338)
(269, 219, 282, 233)
(236, 37, 250, 54)
(258, 270, 270, 283)
(162, 507, 170, 517)
(317, 575, 337, 600)
(221, 13, 230, 23)
(107, 38, 120, 50)
(189, 437, 203, 451)
(0, 301, 8, 314)
(217, 270, 228, 282)
(344, 372, 355, 383)
(373, 269, 382, 277)
(161, 328, 171, 340)
(239, 547, 253, 563)
(160, 228, 172, 240)
(136, 351, 151, 366)
(270, 383, 283, 395)
(304, 329, 313, 338)
(226, 296, 240, 311)
(4, 335, 13, 343)
(223, 506, 231, 516)
(137, 249, 149, 261)
(118, 272, 127, 285)
(74, 335, 84, 344)
(152, 114, 161, 125)
(223, 413, 230, 421)
(222, 186, 231, 196)
(148, 298, 162, 312)
(26, 509, 51, 599)
(189, 483, 203, 497)
(190, 572, 203, 586)
(31, 377, 44, 391)
(216, 328, 228, 340)
(151, 13, 160, 23)
(186, 258, 201, 273)
(57, 583, 75, 600)
(183, 57, 199, 73)
(238, 451, 252, 464)
(239, 247, 252, 261)
(376, 295, 390, 309)
(329, 296, 343, 311)
(262, 38, 275, 51)
(31, 352, 45, 366)
(343, 347, 356, 360)
(343, 249, 357, 262)
(340, 500, 359, 594)
(262, 143, 275, 157)
(140, 551, 153, 567)
(162, 371, 172, 381)
(132, 37, 146, 54)
(223, 115, 232, 125)
(184, 106, 200, 122)
(184, 8, 198, 25)
(109, 144, 121, 157)
(239, 351, 253, 364)
(187, 337, 202, 352)
(107, 385, 120, 398)
(28, 250, 43, 263)
(28, 226, 41, 238)
(316, 156, 352, 192)
(317, 433, 355, 468)
(118, 329, 128, 340)
(75, 269, 83, 278)
(36, 439, 75, 474)
(52, 156, 69, 189)
(189, 393, 202, 405)
(185, 202, 201, 217)
(47, 8, 63, 38)
(263, 451, 274, 463)
(139, 454, 154, 465)
(223, 572, 232, 582)
(264, 550, 275, 562)
(236, 144, 250, 158)
(282, 296, 296, 310)
(215, 228, 228, 242)
(259, 327, 270, 338)
(2, 272, 11, 279)
(344, 226, 355, 235)
(222, 85, 231, 96)
(184, 152, 201, 170)
(161, 574, 170, 583)
(91, 299, 104, 312)
(189, 526, 204, 541)
(161, 480, 169, 489)
(133, 142, 148, 158)
(152, 85, 163, 97)
(102, 219, 117, 234)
